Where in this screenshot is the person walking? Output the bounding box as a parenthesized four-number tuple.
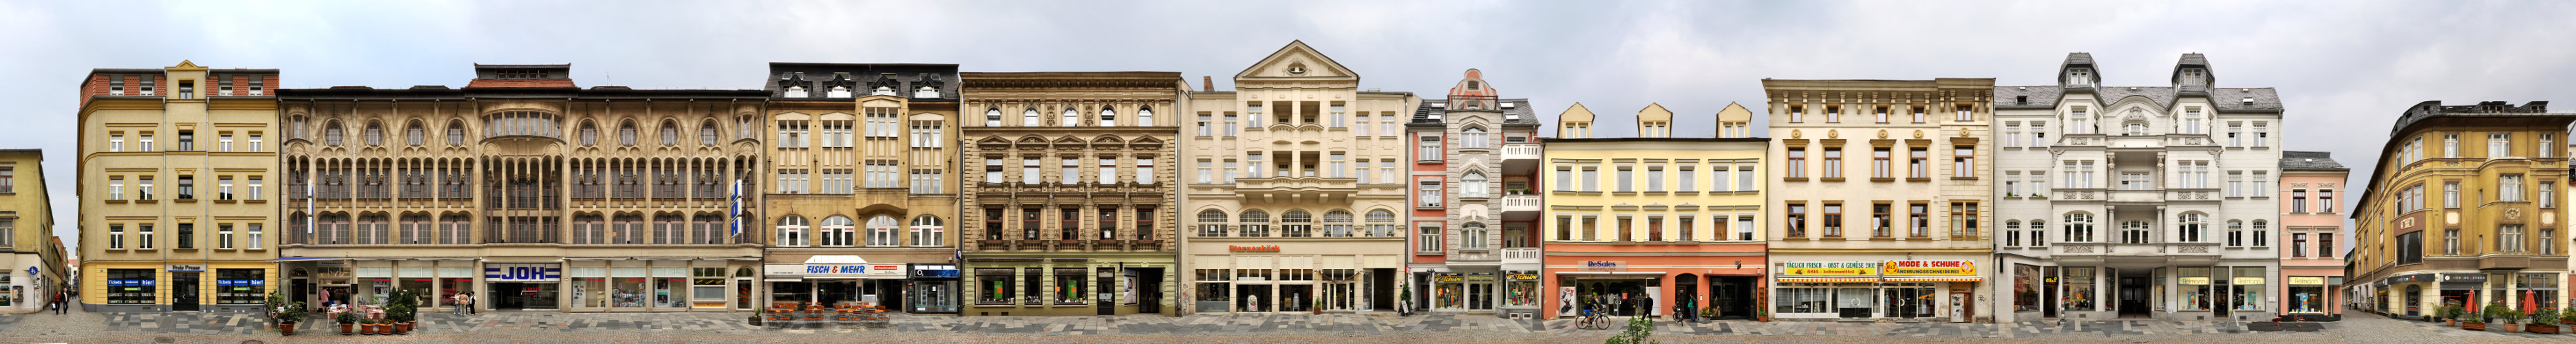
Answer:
(451, 292, 467, 315)
(52, 292, 67, 314)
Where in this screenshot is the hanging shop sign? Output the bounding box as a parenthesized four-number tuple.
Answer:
(1579, 261, 1627, 272)
(911, 264, 961, 278)
(483, 263, 562, 282)
(1433, 274, 1465, 283)
(167, 264, 206, 272)
(1882, 260, 1977, 276)
(2233, 277, 2267, 285)
(1779, 261, 1877, 275)
(1228, 245, 1281, 253)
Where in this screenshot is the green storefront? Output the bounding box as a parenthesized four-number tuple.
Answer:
(961, 252, 1174, 316)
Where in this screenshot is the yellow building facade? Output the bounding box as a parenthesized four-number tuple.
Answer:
(76, 61, 282, 312)
(1538, 103, 1769, 319)
(1, 149, 70, 314)
(758, 64, 966, 314)
(2350, 101, 2573, 318)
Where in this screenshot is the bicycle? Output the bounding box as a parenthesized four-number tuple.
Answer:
(1577, 305, 1612, 330)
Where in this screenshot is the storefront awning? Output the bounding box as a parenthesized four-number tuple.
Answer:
(1884, 277, 1981, 282)
(1777, 277, 1880, 283)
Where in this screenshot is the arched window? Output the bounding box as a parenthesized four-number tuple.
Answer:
(2004, 220, 2023, 246)
(820, 215, 854, 246)
(785, 85, 808, 98)
(323, 120, 344, 146)
(578, 122, 599, 147)
(2124, 122, 2148, 136)
(1197, 210, 1228, 237)
(699, 121, 719, 146)
(2178, 213, 2206, 242)
(776, 215, 807, 247)
(910, 215, 944, 247)
(1462, 222, 1489, 249)
(1462, 127, 1489, 149)
(871, 85, 894, 96)
(363, 122, 384, 147)
(2121, 220, 2151, 244)
(915, 86, 939, 98)
(618, 122, 638, 147)
(2062, 212, 2094, 243)
(2227, 219, 2246, 247)
(1021, 108, 1040, 127)
(405, 122, 425, 147)
(1061, 108, 1080, 127)
(1460, 172, 1489, 199)
(1099, 107, 1117, 127)
(291, 116, 309, 140)
(1137, 107, 1153, 126)
(1239, 210, 1271, 237)
(1322, 211, 1354, 237)
(659, 120, 680, 146)
(985, 108, 1002, 127)
(1281, 210, 1314, 237)
(1367, 210, 1396, 237)
(447, 120, 466, 147)
(866, 215, 898, 246)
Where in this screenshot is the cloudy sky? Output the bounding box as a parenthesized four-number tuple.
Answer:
(5, 0, 2573, 250)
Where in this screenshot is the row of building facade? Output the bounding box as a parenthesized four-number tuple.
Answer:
(63, 43, 2394, 323)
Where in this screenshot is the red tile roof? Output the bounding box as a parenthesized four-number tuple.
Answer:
(465, 78, 576, 88)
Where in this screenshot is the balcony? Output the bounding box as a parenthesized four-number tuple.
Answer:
(1234, 177, 1361, 202)
(2108, 189, 2161, 203)
(1501, 248, 1542, 265)
(2054, 241, 2222, 266)
(1502, 143, 1540, 161)
(1502, 195, 1540, 213)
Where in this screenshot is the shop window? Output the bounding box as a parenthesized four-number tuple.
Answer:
(1055, 268, 1089, 305)
(107, 269, 157, 304)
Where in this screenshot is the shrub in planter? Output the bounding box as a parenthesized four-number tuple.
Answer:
(2530, 308, 2562, 334)
(2487, 304, 2524, 333)
(2440, 305, 2463, 326)
(268, 292, 306, 336)
(337, 312, 359, 335)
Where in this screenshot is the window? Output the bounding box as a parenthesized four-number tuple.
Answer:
(1785, 204, 1807, 237)
(2063, 213, 2094, 242)
(217, 177, 234, 200)
(2444, 133, 2460, 158)
(248, 224, 264, 249)
(1615, 166, 1634, 192)
(1871, 204, 1891, 237)
(139, 177, 153, 200)
(1195, 114, 1211, 136)
(776, 215, 808, 247)
(1367, 210, 1397, 237)
(2226, 171, 2246, 197)
(1462, 173, 1489, 198)
(1021, 108, 1041, 127)
(2321, 190, 2337, 211)
(864, 216, 898, 247)
(2544, 182, 2557, 208)
(1953, 147, 1974, 178)
(251, 133, 265, 151)
(2183, 107, 2203, 133)
(1021, 158, 1040, 185)
(1418, 224, 1443, 252)
(1822, 204, 1844, 237)
(2444, 229, 2460, 255)
(1580, 166, 1599, 192)
(1061, 108, 1079, 127)
(1822, 148, 1844, 178)
(2292, 190, 2308, 212)
(0, 169, 10, 194)
(1461, 127, 1488, 149)
(2124, 122, 2147, 136)
(2069, 107, 2089, 134)
(1239, 211, 1270, 237)
(2502, 175, 2526, 202)
(1419, 180, 1443, 208)
(1874, 107, 1888, 123)
(1786, 148, 1807, 178)
(2538, 230, 2553, 255)
(1096, 157, 1118, 184)
(1949, 202, 1977, 238)
(1098, 107, 1117, 127)
(2491, 133, 2512, 157)
(109, 133, 123, 152)
(1678, 165, 1698, 192)
(2392, 233, 2418, 264)
(1827, 106, 1840, 122)
(2063, 160, 2096, 189)
(139, 224, 155, 249)
(2546, 133, 2558, 158)
(1197, 210, 1229, 237)
(2443, 182, 2460, 208)
(1223, 114, 1240, 137)
(1554, 165, 1572, 191)
(1136, 107, 1153, 126)
(2502, 224, 2526, 252)
(1741, 164, 1756, 191)
(1418, 135, 1443, 161)
(1953, 105, 1972, 122)
(2227, 220, 2246, 246)
(142, 133, 156, 151)
(1060, 157, 1081, 184)
(1872, 147, 1891, 178)
(2179, 213, 2206, 242)
(2004, 221, 2021, 246)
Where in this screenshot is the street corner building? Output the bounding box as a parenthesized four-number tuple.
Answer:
(757, 63, 966, 314)
(1177, 41, 1411, 315)
(957, 68, 1184, 316)
(1404, 69, 1544, 318)
(273, 64, 768, 313)
(1988, 53, 2288, 322)
(76, 61, 284, 312)
(1539, 101, 1770, 320)
(1764, 76, 1994, 322)
(0, 149, 70, 314)
(2350, 100, 2573, 320)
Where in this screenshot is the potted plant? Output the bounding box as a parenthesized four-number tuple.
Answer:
(275, 302, 305, 336)
(2441, 305, 2462, 327)
(386, 289, 417, 334)
(2564, 306, 2576, 325)
(337, 311, 359, 335)
(2531, 308, 2562, 334)
(750, 308, 765, 326)
(2463, 312, 2487, 331)
(1756, 309, 1769, 322)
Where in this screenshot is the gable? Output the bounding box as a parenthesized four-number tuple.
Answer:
(1234, 41, 1359, 81)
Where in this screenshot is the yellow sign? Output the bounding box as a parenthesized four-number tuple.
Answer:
(2288, 277, 2326, 286)
(1780, 261, 1877, 275)
(2181, 277, 2211, 286)
(1882, 260, 1977, 276)
(2233, 277, 2266, 285)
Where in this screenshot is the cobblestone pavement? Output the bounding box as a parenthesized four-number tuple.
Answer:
(13, 305, 2576, 343)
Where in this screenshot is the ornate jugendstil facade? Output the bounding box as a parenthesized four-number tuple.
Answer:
(1539, 103, 1769, 319)
(0, 149, 71, 314)
(2279, 151, 2348, 318)
(1766, 78, 1994, 322)
(1180, 41, 1414, 314)
(958, 71, 1182, 316)
(758, 63, 965, 314)
(2349, 101, 2572, 319)
(1403, 69, 1542, 318)
(276, 64, 767, 313)
(76, 62, 283, 312)
(1992, 53, 2285, 322)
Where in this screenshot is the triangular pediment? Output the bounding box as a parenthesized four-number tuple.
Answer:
(1234, 41, 1359, 81)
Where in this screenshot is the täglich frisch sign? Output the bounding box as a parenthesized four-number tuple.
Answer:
(1882, 260, 1977, 276)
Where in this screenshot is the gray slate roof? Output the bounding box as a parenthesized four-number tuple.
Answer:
(2279, 151, 2348, 171)
(1414, 98, 1538, 125)
(1992, 85, 2281, 111)
(763, 63, 959, 101)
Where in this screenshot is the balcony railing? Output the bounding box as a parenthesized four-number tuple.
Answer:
(1502, 143, 1540, 160)
(1502, 195, 1540, 213)
(1502, 248, 1542, 264)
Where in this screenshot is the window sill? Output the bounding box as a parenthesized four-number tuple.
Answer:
(1908, 178, 1933, 182)
(107, 200, 128, 204)
(1612, 192, 1637, 196)
(136, 200, 158, 204)
(1950, 177, 1979, 180)
(1819, 178, 1846, 182)
(1782, 178, 1810, 182)
(1871, 178, 1896, 182)
(215, 200, 236, 204)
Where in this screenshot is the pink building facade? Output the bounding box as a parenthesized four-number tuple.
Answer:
(2279, 151, 2348, 319)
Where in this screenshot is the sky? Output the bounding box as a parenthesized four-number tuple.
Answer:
(5, 0, 2575, 252)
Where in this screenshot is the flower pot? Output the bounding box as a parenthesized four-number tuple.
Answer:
(2464, 323, 2487, 331)
(279, 322, 296, 336)
(2447, 319, 2458, 326)
(2530, 324, 2560, 334)
(368, 323, 382, 335)
(397, 321, 413, 334)
(340, 323, 354, 335)
(2502, 323, 2524, 333)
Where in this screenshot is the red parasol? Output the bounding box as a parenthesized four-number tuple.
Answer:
(2524, 290, 2538, 315)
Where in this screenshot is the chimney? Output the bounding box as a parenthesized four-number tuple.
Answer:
(1202, 76, 1213, 92)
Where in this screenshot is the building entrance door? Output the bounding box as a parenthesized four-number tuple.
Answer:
(2118, 277, 2151, 317)
(171, 272, 200, 311)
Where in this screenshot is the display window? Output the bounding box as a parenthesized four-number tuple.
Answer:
(614, 278, 648, 308)
(216, 269, 267, 305)
(1054, 268, 1087, 305)
(975, 268, 1014, 305)
(107, 269, 157, 305)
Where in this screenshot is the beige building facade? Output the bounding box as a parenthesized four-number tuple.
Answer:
(1765, 78, 1995, 321)
(1, 149, 70, 314)
(958, 71, 1184, 316)
(77, 61, 283, 312)
(758, 63, 965, 314)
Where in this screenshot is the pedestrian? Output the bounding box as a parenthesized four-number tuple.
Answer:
(464, 291, 477, 315)
(451, 292, 466, 315)
(51, 292, 65, 314)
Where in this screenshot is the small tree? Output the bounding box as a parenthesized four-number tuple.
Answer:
(1604, 307, 1658, 344)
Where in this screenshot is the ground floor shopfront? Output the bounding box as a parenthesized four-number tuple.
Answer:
(3, 252, 69, 314)
(2374, 270, 2565, 320)
(760, 253, 961, 314)
(277, 258, 761, 313)
(1768, 255, 1985, 322)
(83, 260, 276, 312)
(1540, 252, 1770, 319)
(962, 253, 1173, 316)
(1406, 264, 1543, 318)
(2279, 266, 2343, 318)
(1182, 241, 1401, 314)
(1993, 255, 2280, 322)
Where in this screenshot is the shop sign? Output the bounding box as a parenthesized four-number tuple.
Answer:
(912, 265, 961, 278)
(1466, 273, 1496, 283)
(1882, 260, 1976, 276)
(1779, 261, 1876, 275)
(2233, 277, 2266, 285)
(692, 279, 727, 286)
(2439, 275, 2486, 283)
(1433, 274, 1465, 283)
(167, 264, 206, 272)
(483, 264, 562, 281)
(2181, 277, 2211, 286)
(215, 279, 267, 286)
(1579, 261, 1627, 272)
(2289, 277, 2327, 286)
(1506, 272, 1541, 281)
(801, 264, 906, 277)
(1228, 245, 1280, 252)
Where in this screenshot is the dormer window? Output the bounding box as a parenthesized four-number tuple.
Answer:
(109, 76, 125, 96)
(2242, 97, 2255, 106)
(985, 108, 1002, 127)
(828, 86, 851, 98)
(785, 85, 809, 98)
(2068, 69, 2091, 85)
(872, 86, 895, 96)
(1099, 108, 1117, 127)
(915, 86, 939, 98)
